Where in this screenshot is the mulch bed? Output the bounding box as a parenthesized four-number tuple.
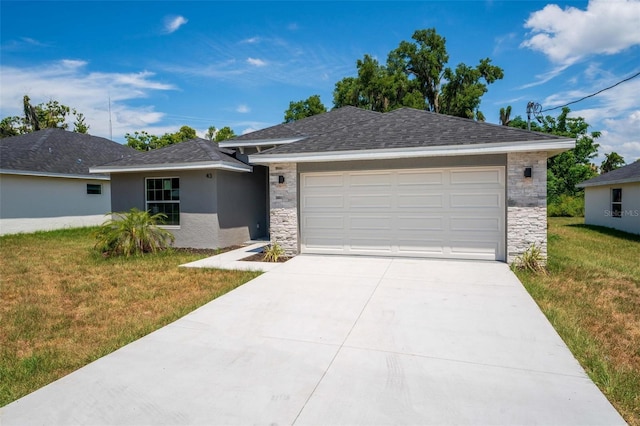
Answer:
(173, 245, 244, 256)
(241, 252, 291, 263)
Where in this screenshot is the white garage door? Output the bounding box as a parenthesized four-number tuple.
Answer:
(300, 167, 505, 261)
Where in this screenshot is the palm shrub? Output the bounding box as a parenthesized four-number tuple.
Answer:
(263, 242, 285, 262)
(94, 208, 175, 257)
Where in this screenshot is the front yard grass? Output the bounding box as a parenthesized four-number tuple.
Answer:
(0, 227, 260, 407)
(515, 217, 640, 425)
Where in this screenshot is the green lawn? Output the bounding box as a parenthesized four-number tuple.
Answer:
(515, 217, 640, 425)
(0, 227, 260, 406)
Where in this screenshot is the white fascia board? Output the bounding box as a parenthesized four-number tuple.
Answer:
(0, 169, 110, 180)
(89, 161, 252, 174)
(219, 137, 304, 149)
(249, 138, 575, 164)
(577, 177, 640, 188)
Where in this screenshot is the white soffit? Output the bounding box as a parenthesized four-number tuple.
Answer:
(249, 139, 575, 164)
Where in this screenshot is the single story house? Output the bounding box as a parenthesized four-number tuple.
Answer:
(226, 106, 574, 262)
(0, 128, 135, 235)
(90, 138, 268, 249)
(577, 161, 640, 235)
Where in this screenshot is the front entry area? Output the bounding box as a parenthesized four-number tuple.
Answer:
(300, 166, 505, 261)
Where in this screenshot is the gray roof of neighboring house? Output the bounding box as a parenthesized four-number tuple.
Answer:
(93, 138, 251, 172)
(249, 107, 568, 156)
(0, 128, 135, 177)
(233, 106, 381, 141)
(577, 160, 640, 187)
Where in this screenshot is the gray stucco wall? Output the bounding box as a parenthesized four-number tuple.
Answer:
(584, 183, 640, 235)
(217, 165, 268, 247)
(110, 168, 267, 249)
(0, 173, 111, 235)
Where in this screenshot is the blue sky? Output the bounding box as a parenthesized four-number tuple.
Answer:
(1, 0, 639, 163)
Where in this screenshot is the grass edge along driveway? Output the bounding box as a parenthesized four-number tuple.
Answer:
(515, 217, 640, 425)
(0, 227, 260, 406)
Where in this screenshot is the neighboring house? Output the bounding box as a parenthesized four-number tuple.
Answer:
(221, 106, 575, 262)
(0, 128, 135, 235)
(577, 161, 640, 235)
(90, 138, 268, 249)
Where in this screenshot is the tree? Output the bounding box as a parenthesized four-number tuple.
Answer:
(499, 105, 512, 126)
(284, 95, 327, 123)
(508, 107, 600, 202)
(124, 125, 228, 151)
(1, 95, 90, 137)
(600, 152, 625, 174)
(333, 28, 504, 119)
(214, 126, 235, 142)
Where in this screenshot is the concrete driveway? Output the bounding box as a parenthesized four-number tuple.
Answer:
(1, 255, 625, 425)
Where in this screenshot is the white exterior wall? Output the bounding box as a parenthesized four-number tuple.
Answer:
(584, 183, 640, 235)
(0, 174, 111, 235)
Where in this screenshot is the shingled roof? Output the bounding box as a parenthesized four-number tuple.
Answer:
(258, 107, 569, 155)
(91, 138, 252, 173)
(232, 106, 381, 141)
(577, 161, 640, 187)
(0, 128, 135, 177)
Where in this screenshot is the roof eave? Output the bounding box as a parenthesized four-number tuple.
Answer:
(89, 161, 252, 174)
(219, 137, 305, 149)
(0, 169, 110, 180)
(248, 139, 575, 164)
(577, 177, 640, 188)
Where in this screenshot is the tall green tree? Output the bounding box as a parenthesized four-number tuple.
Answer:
(333, 28, 504, 119)
(284, 95, 327, 123)
(600, 152, 625, 174)
(214, 126, 235, 142)
(508, 107, 600, 202)
(1, 95, 90, 137)
(125, 125, 198, 151)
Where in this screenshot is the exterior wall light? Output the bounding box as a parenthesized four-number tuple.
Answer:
(524, 167, 532, 178)
(278, 175, 285, 184)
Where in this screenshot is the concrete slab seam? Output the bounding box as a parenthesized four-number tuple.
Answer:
(291, 259, 395, 425)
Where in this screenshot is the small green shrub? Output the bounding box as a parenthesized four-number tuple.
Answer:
(548, 195, 584, 217)
(512, 244, 548, 275)
(263, 243, 285, 263)
(94, 208, 175, 257)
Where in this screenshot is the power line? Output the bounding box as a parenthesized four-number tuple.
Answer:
(540, 70, 640, 113)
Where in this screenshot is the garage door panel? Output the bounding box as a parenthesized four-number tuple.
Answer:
(396, 216, 443, 231)
(349, 194, 393, 209)
(302, 194, 344, 209)
(304, 215, 344, 230)
(450, 217, 501, 232)
(301, 167, 505, 261)
(303, 173, 344, 188)
(349, 172, 392, 187)
(397, 171, 444, 185)
(349, 215, 392, 230)
(450, 169, 502, 185)
(397, 194, 443, 208)
(450, 193, 502, 208)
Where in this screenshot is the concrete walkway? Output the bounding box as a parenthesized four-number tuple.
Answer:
(181, 241, 284, 272)
(1, 256, 625, 425)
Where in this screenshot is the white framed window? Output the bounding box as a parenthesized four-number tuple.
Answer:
(86, 183, 102, 195)
(145, 177, 180, 226)
(611, 188, 622, 218)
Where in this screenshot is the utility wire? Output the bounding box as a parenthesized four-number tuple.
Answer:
(540, 70, 640, 113)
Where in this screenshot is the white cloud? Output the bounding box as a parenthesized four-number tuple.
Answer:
(241, 37, 261, 44)
(246, 57, 267, 67)
(521, 0, 640, 65)
(241, 127, 258, 135)
(164, 15, 188, 34)
(0, 60, 177, 141)
(236, 104, 250, 113)
(518, 63, 570, 89)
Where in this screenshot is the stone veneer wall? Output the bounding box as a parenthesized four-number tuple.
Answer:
(507, 152, 548, 263)
(269, 163, 298, 255)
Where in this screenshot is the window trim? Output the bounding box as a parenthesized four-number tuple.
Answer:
(145, 177, 180, 227)
(86, 183, 102, 195)
(611, 188, 622, 219)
